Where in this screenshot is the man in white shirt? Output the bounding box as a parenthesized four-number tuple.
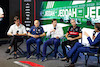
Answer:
(42, 19, 64, 61)
(5, 16, 27, 59)
(0, 7, 4, 21)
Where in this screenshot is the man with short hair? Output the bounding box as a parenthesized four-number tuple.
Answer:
(42, 19, 64, 61)
(26, 20, 46, 60)
(61, 19, 82, 61)
(5, 16, 27, 59)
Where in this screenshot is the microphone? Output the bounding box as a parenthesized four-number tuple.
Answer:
(92, 31, 96, 40)
(54, 27, 56, 30)
(16, 30, 19, 34)
(93, 31, 96, 36)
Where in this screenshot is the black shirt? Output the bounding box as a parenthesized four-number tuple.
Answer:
(67, 26, 82, 38)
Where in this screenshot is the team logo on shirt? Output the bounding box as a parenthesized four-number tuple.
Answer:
(69, 31, 79, 35)
(75, 28, 78, 31)
(38, 29, 40, 32)
(33, 29, 35, 31)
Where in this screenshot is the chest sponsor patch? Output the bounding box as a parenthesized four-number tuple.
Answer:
(33, 29, 35, 31)
(69, 31, 79, 35)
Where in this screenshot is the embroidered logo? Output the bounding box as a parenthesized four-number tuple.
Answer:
(33, 29, 35, 31)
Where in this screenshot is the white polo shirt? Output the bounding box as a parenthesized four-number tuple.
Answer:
(0, 7, 4, 21)
(0, 7, 3, 15)
(46, 25, 64, 38)
(7, 24, 27, 35)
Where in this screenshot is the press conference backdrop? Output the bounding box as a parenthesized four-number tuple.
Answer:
(40, 0, 100, 23)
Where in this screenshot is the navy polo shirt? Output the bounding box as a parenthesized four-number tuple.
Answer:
(29, 26, 44, 38)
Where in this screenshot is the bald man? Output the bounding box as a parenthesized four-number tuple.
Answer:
(26, 20, 45, 60)
(61, 19, 82, 61)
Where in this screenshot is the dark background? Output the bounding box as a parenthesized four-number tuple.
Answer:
(9, 0, 20, 24)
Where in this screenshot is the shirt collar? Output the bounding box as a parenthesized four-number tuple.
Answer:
(52, 24, 57, 28)
(72, 25, 77, 29)
(15, 24, 21, 28)
(34, 26, 39, 29)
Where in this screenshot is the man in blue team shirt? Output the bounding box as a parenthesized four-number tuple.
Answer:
(26, 20, 46, 60)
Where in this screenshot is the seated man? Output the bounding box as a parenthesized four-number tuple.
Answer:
(5, 16, 27, 59)
(65, 23, 100, 67)
(61, 19, 82, 61)
(42, 19, 64, 61)
(26, 20, 45, 60)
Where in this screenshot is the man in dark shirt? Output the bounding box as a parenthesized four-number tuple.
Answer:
(61, 19, 82, 61)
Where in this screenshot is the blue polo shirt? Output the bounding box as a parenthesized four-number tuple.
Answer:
(29, 26, 44, 38)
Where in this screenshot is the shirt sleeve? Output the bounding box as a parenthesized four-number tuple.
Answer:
(0, 7, 4, 14)
(46, 31, 51, 37)
(58, 27, 64, 38)
(7, 26, 13, 34)
(46, 29, 52, 37)
(29, 26, 33, 33)
(67, 26, 71, 33)
(22, 26, 27, 34)
(79, 27, 82, 33)
(41, 27, 44, 34)
(87, 34, 100, 46)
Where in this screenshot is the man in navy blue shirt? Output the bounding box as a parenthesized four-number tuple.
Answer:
(26, 20, 45, 60)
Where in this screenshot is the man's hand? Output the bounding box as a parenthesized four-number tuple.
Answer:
(50, 29, 56, 33)
(32, 35, 39, 38)
(92, 36, 96, 40)
(56, 36, 59, 39)
(67, 37, 75, 41)
(0, 14, 4, 18)
(84, 32, 89, 37)
(15, 34, 20, 36)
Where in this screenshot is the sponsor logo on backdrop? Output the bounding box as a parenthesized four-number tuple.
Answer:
(40, 1, 100, 22)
